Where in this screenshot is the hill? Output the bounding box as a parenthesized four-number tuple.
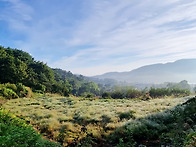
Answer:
(0, 46, 100, 97)
(93, 59, 196, 84)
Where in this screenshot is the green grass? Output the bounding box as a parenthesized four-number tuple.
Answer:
(108, 97, 196, 146)
(2, 95, 192, 146)
(0, 108, 61, 147)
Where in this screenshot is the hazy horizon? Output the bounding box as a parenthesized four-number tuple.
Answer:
(1, 0, 196, 76)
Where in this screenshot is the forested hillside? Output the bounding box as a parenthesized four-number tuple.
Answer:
(0, 46, 100, 97)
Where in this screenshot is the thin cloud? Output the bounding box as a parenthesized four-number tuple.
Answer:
(1, 0, 196, 76)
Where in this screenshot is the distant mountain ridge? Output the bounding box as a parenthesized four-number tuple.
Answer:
(92, 59, 196, 84)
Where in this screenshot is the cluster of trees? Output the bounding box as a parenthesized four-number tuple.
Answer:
(102, 87, 143, 99)
(148, 80, 191, 98)
(149, 88, 190, 98)
(166, 80, 191, 90)
(101, 83, 191, 99)
(53, 69, 100, 97)
(0, 46, 100, 97)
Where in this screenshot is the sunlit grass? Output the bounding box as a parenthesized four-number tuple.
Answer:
(2, 95, 191, 145)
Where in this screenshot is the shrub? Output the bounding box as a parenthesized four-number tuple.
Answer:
(102, 92, 111, 99)
(118, 111, 136, 120)
(111, 91, 124, 99)
(0, 108, 61, 147)
(5, 83, 17, 91)
(0, 83, 33, 99)
(81, 92, 94, 98)
(149, 88, 190, 98)
(2, 88, 18, 99)
(126, 89, 142, 99)
(25, 86, 33, 98)
(183, 132, 196, 147)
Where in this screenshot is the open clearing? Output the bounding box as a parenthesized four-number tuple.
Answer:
(2, 96, 191, 146)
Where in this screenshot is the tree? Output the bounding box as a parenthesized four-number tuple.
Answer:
(111, 90, 124, 99)
(102, 92, 111, 99)
(0, 46, 101, 96)
(0, 56, 27, 83)
(126, 89, 142, 99)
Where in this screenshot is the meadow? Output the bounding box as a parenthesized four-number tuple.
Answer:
(2, 95, 192, 146)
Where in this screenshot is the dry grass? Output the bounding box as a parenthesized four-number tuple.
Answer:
(2, 95, 191, 145)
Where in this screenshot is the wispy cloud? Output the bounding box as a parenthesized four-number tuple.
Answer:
(1, 0, 196, 76)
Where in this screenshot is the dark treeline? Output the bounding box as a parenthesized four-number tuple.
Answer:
(0, 46, 100, 97)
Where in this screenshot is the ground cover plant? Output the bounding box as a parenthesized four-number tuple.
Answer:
(0, 108, 61, 147)
(108, 97, 196, 147)
(2, 95, 192, 146)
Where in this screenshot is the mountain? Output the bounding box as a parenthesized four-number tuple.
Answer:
(92, 59, 196, 84)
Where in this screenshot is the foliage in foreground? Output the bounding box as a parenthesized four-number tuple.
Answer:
(0, 108, 61, 147)
(3, 95, 191, 146)
(108, 97, 196, 146)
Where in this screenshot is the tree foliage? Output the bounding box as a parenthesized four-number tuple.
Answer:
(0, 83, 33, 99)
(0, 46, 100, 96)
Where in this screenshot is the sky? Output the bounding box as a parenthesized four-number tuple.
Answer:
(0, 0, 196, 76)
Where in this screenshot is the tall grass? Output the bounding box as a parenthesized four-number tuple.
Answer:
(0, 108, 60, 147)
(2, 95, 191, 146)
(108, 97, 196, 146)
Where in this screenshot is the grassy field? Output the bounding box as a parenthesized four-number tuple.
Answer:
(2, 95, 192, 146)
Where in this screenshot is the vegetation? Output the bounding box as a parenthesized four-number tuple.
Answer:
(2, 95, 192, 146)
(0, 108, 60, 147)
(0, 45, 195, 146)
(101, 85, 190, 100)
(0, 45, 192, 99)
(0, 46, 100, 96)
(149, 87, 190, 98)
(109, 97, 196, 146)
(0, 83, 33, 99)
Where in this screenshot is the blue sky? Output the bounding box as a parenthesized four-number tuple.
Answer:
(0, 0, 196, 76)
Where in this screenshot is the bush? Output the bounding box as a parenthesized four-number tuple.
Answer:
(149, 88, 190, 98)
(0, 108, 61, 147)
(25, 86, 33, 98)
(126, 89, 142, 99)
(1, 88, 18, 99)
(111, 91, 124, 99)
(118, 111, 136, 120)
(5, 83, 17, 91)
(0, 83, 33, 99)
(102, 92, 111, 99)
(183, 132, 196, 147)
(81, 92, 94, 98)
